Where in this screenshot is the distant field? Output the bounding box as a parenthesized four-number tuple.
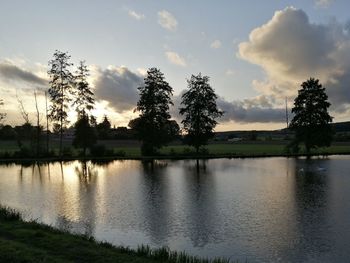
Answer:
(1, 139, 349, 158)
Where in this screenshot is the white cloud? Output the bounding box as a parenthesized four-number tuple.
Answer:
(314, 0, 334, 8)
(238, 7, 350, 116)
(225, 69, 236, 76)
(158, 10, 178, 31)
(128, 10, 145, 20)
(92, 65, 144, 112)
(165, 51, 187, 67)
(210, 40, 222, 49)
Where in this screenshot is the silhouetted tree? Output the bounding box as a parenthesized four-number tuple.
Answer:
(166, 120, 180, 140)
(129, 117, 179, 143)
(289, 78, 333, 154)
(73, 114, 97, 157)
(34, 91, 43, 157)
(135, 68, 174, 155)
(96, 115, 111, 139)
(72, 61, 95, 117)
(0, 99, 6, 124)
(180, 73, 223, 153)
(48, 50, 74, 156)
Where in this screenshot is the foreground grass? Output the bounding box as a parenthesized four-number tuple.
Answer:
(0, 206, 231, 263)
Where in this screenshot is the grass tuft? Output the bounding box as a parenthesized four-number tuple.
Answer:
(0, 205, 21, 221)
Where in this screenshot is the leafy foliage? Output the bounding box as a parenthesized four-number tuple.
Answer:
(135, 68, 174, 155)
(96, 115, 112, 139)
(289, 78, 333, 153)
(48, 50, 74, 155)
(180, 73, 223, 152)
(72, 61, 95, 117)
(73, 114, 97, 156)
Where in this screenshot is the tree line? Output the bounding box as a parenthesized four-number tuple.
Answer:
(0, 51, 334, 158)
(0, 51, 224, 157)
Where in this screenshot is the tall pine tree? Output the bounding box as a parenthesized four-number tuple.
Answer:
(72, 61, 95, 117)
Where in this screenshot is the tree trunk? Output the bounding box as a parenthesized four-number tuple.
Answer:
(60, 119, 63, 157)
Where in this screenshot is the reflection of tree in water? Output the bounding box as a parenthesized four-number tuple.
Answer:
(139, 160, 171, 245)
(74, 161, 99, 237)
(182, 159, 217, 248)
(75, 160, 98, 183)
(292, 158, 331, 261)
(54, 161, 99, 237)
(90, 159, 115, 167)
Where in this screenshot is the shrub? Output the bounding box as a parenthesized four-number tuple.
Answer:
(90, 144, 106, 157)
(114, 150, 126, 157)
(62, 147, 73, 157)
(14, 146, 32, 158)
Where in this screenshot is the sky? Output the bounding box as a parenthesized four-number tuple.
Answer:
(0, 0, 350, 131)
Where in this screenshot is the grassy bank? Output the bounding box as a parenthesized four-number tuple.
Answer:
(0, 140, 350, 162)
(0, 206, 231, 263)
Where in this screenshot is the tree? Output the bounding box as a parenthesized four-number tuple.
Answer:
(129, 117, 179, 143)
(72, 61, 95, 117)
(289, 78, 333, 154)
(180, 73, 223, 153)
(73, 114, 97, 157)
(0, 125, 17, 140)
(135, 68, 174, 155)
(48, 50, 74, 156)
(96, 115, 111, 139)
(0, 99, 6, 124)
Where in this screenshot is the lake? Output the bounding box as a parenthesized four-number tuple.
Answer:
(1, 156, 350, 262)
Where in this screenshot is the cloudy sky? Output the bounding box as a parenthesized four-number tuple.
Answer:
(0, 0, 349, 131)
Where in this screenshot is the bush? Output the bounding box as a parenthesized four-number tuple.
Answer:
(0, 151, 12, 159)
(182, 147, 193, 155)
(90, 144, 106, 157)
(114, 150, 126, 157)
(62, 147, 73, 157)
(14, 146, 32, 158)
(199, 147, 209, 155)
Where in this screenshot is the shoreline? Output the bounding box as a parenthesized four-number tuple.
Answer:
(0, 206, 230, 263)
(1, 151, 350, 164)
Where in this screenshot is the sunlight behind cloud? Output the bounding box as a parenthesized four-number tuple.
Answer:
(238, 6, 350, 118)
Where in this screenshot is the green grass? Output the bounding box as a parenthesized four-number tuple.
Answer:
(0, 139, 350, 160)
(0, 206, 232, 263)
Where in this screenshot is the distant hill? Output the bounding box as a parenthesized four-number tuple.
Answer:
(214, 121, 350, 141)
(331, 121, 350, 132)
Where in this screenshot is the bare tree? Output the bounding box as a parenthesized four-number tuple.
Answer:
(45, 91, 50, 154)
(34, 90, 43, 157)
(16, 94, 30, 124)
(0, 99, 6, 124)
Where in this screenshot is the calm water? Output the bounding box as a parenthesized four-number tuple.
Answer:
(1, 157, 350, 262)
